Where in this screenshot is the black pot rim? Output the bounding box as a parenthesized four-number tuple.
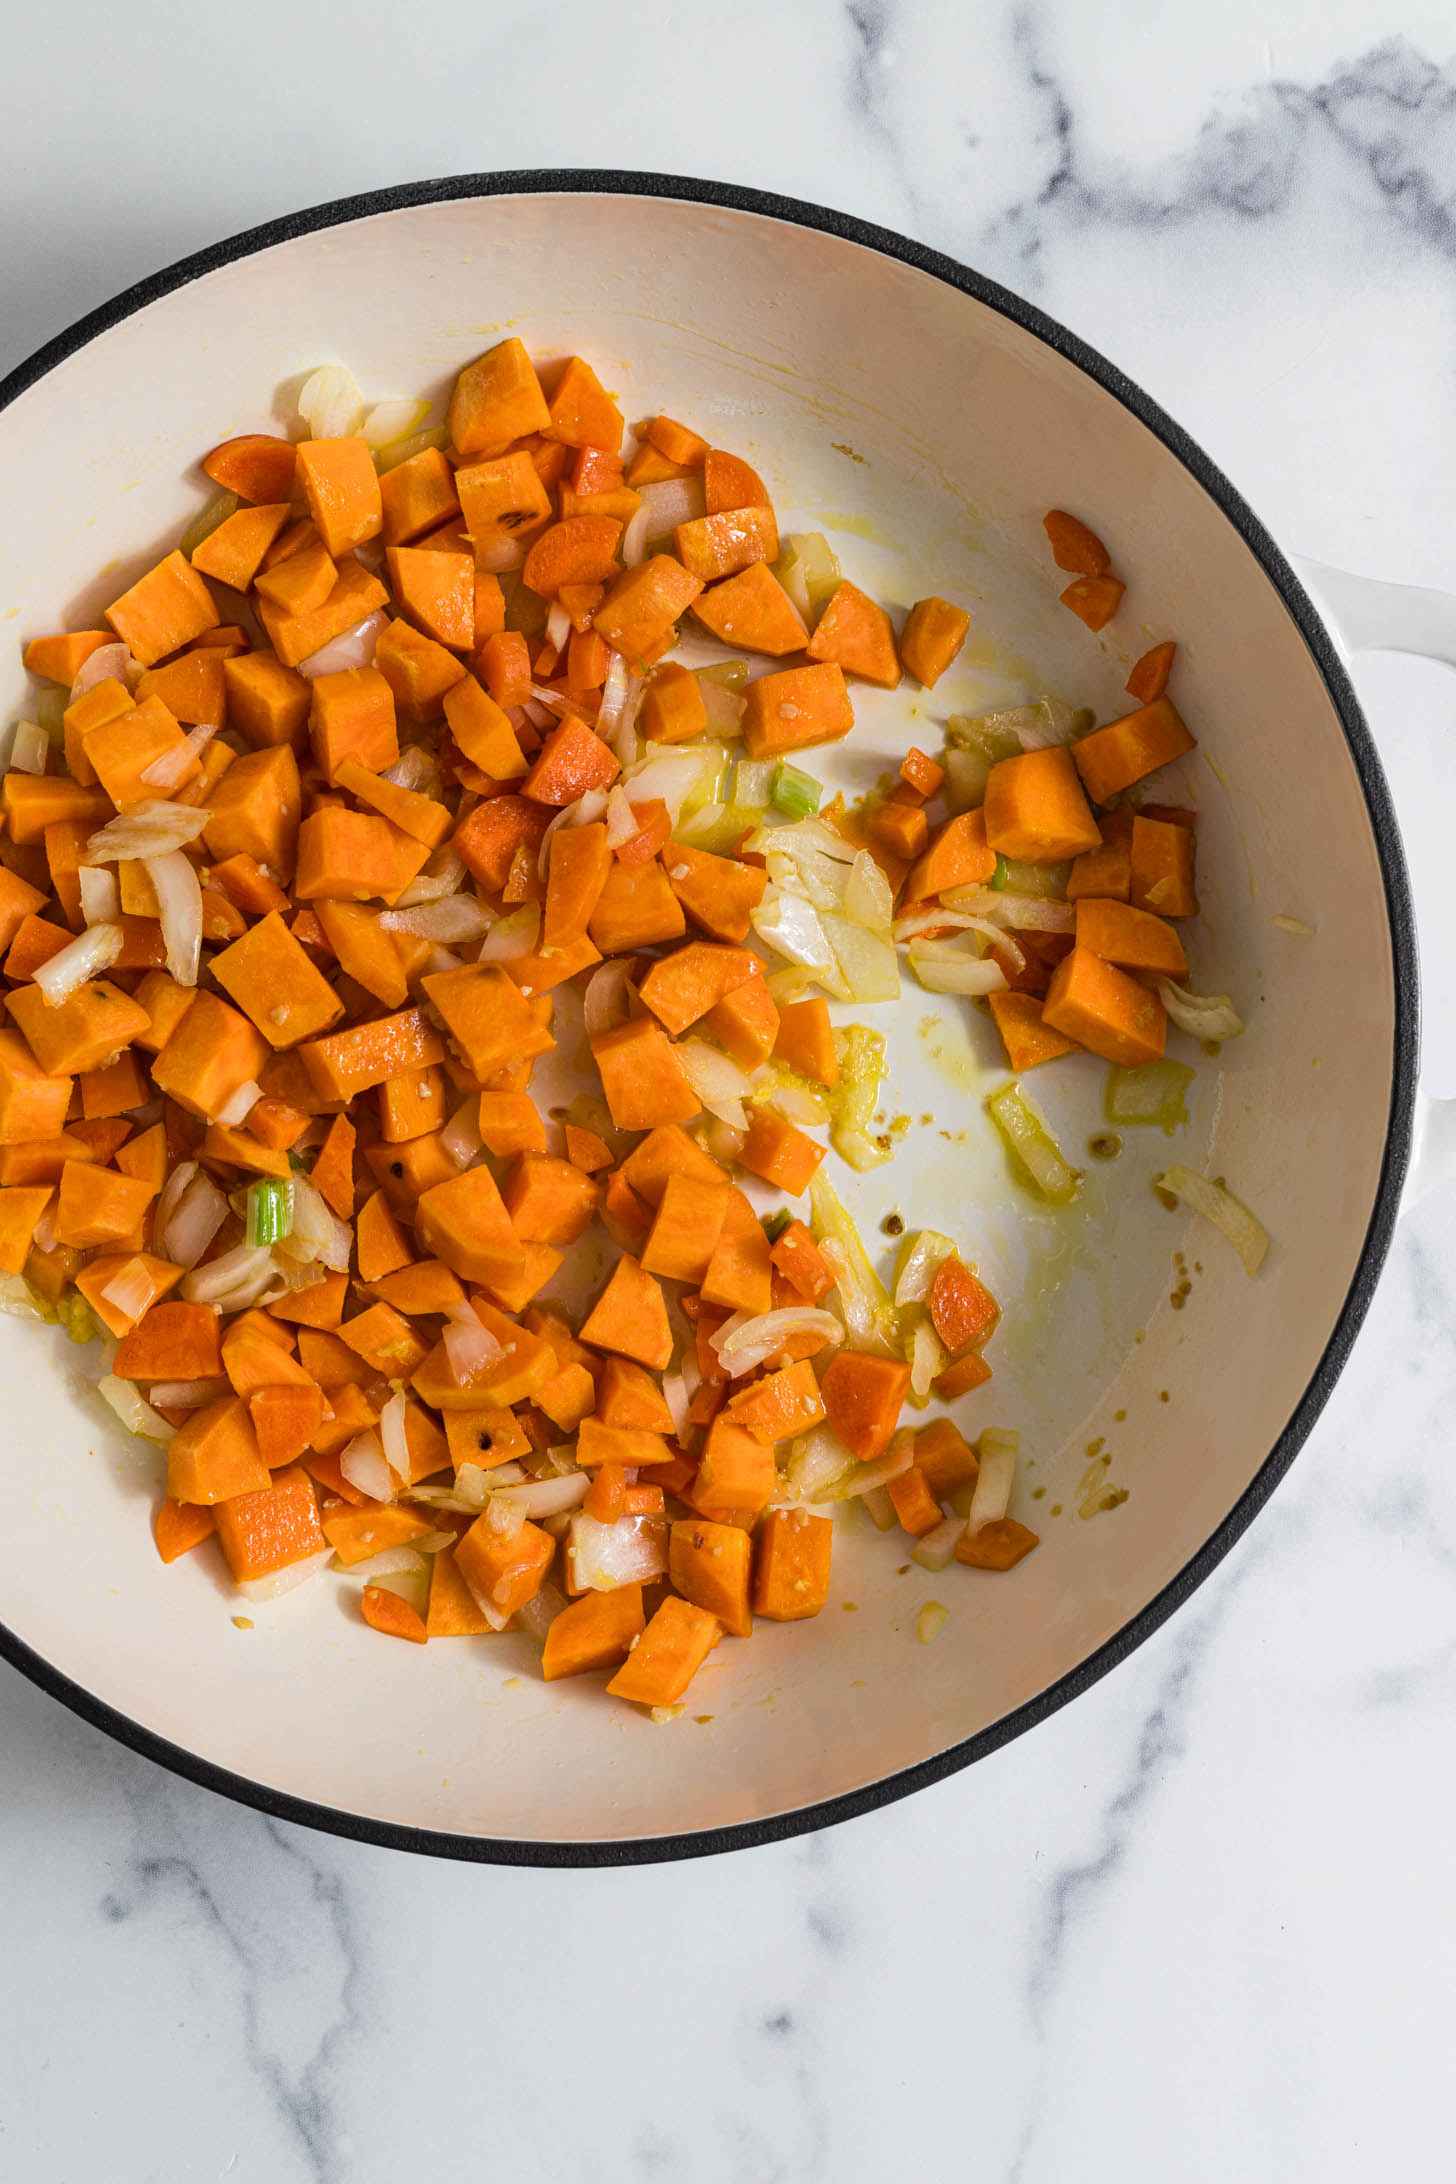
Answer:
(0, 169, 1419, 1868)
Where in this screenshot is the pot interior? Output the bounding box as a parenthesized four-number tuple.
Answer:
(0, 189, 1401, 1850)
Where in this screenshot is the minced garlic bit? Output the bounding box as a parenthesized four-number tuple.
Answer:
(1270, 914, 1315, 936)
(650, 1704, 686, 1723)
(231, 1615, 254, 1631)
(917, 1601, 949, 1645)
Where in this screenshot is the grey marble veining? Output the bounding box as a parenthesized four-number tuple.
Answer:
(5, 3, 1456, 2177)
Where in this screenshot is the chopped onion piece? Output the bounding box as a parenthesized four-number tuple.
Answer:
(490, 1473, 590, 1519)
(753, 887, 843, 994)
(515, 1580, 567, 1642)
(842, 849, 894, 935)
(823, 914, 899, 1003)
(860, 1483, 897, 1531)
(77, 865, 120, 926)
(1154, 979, 1245, 1043)
(638, 475, 705, 534)
(443, 1304, 503, 1384)
(478, 902, 540, 962)
(85, 801, 210, 864)
(339, 1431, 395, 1503)
(362, 396, 429, 450)
(141, 724, 212, 792)
(893, 908, 1005, 944)
(785, 1423, 855, 1502)
(912, 1519, 967, 1573)
(237, 1548, 333, 1603)
(714, 1306, 843, 1376)
(297, 609, 387, 679)
(967, 1428, 1019, 1530)
(100, 1257, 159, 1326)
(438, 1100, 483, 1171)
(476, 535, 526, 575)
(214, 1078, 260, 1128)
(567, 1510, 667, 1592)
(1156, 1164, 1269, 1274)
(809, 1173, 900, 1355)
(98, 1374, 174, 1442)
(394, 845, 465, 908)
(144, 849, 204, 989)
(986, 1083, 1081, 1206)
(380, 896, 493, 943)
(940, 885, 1075, 933)
(70, 642, 136, 702)
(835, 1439, 915, 1498)
(906, 1314, 948, 1406)
(893, 1231, 956, 1306)
(33, 921, 122, 1005)
(147, 1378, 221, 1410)
(348, 1545, 427, 1582)
(605, 785, 639, 849)
(278, 1178, 353, 1271)
(0, 1274, 44, 1320)
(661, 1369, 690, 1438)
(381, 744, 437, 794)
(620, 503, 649, 566)
(908, 940, 1008, 996)
(536, 790, 609, 878)
(545, 600, 572, 654)
(675, 1039, 746, 1127)
(9, 721, 49, 775)
(378, 1390, 412, 1486)
(583, 958, 636, 1038)
(299, 363, 364, 439)
(181, 1243, 278, 1310)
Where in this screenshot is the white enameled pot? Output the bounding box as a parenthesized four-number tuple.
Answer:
(0, 176, 1432, 1863)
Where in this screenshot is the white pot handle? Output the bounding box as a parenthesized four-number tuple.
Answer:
(1293, 555, 1449, 1205)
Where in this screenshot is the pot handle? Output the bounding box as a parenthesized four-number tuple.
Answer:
(1293, 555, 1452, 1204)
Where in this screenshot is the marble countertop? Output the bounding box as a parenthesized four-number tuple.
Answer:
(5, 3, 1456, 2176)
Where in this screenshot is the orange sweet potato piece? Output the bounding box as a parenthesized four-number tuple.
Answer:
(1126, 640, 1176, 703)
(307, 666, 398, 782)
(690, 561, 808, 655)
(203, 433, 296, 503)
(703, 449, 767, 512)
(214, 1465, 327, 1584)
(412, 1164, 525, 1291)
(211, 912, 344, 1049)
(664, 843, 767, 944)
(543, 821, 612, 949)
(543, 355, 623, 450)
(359, 1585, 428, 1644)
(669, 1519, 752, 1637)
(293, 806, 427, 904)
(590, 1017, 700, 1131)
(898, 596, 971, 687)
(589, 1357, 671, 1434)
(1060, 575, 1125, 630)
(805, 579, 900, 687)
(478, 629, 532, 711)
(452, 794, 550, 893)
(449, 338, 551, 459)
(520, 716, 619, 806)
(148, 990, 268, 1122)
(905, 809, 997, 900)
(1129, 815, 1197, 918)
(522, 516, 623, 598)
(1067, 803, 1134, 902)
(247, 1383, 327, 1469)
(702, 973, 779, 1070)
(700, 1186, 773, 1315)
(7, 979, 150, 1077)
(983, 747, 1102, 862)
(380, 445, 461, 546)
(167, 1395, 271, 1505)
(114, 1300, 224, 1381)
(820, 1350, 911, 1459)
(887, 1463, 942, 1537)
(1042, 947, 1167, 1067)
(309, 1111, 356, 1221)
(135, 645, 229, 730)
(932, 1353, 993, 1401)
(295, 437, 382, 559)
(258, 557, 389, 671)
(423, 963, 553, 1082)
(74, 1253, 179, 1337)
(773, 998, 839, 1088)
(647, 415, 710, 467)
(955, 1517, 1040, 1570)
(593, 555, 704, 668)
(927, 1256, 999, 1357)
(455, 1511, 554, 1621)
(2, 775, 112, 845)
(373, 616, 467, 723)
(441, 675, 527, 780)
(620, 1123, 724, 1206)
(385, 545, 474, 649)
(202, 742, 301, 879)
(691, 1415, 776, 1520)
(867, 799, 929, 861)
(1042, 509, 1110, 576)
(0, 1185, 52, 1273)
(223, 650, 311, 749)
(598, 1168, 652, 1253)
(0, 866, 48, 955)
(253, 539, 337, 617)
(639, 1170, 731, 1284)
(296, 1007, 443, 1109)
(1072, 698, 1196, 804)
(83, 691, 199, 810)
(674, 506, 778, 583)
(423, 1547, 497, 1636)
(640, 662, 708, 744)
(752, 1507, 831, 1619)
(23, 630, 113, 685)
(736, 1110, 825, 1196)
(588, 861, 686, 953)
(741, 661, 853, 760)
(579, 1254, 672, 1370)
(638, 942, 757, 1036)
(606, 1593, 720, 1706)
(106, 550, 220, 666)
(725, 1359, 825, 1443)
(1074, 897, 1188, 977)
(154, 1496, 217, 1564)
(987, 991, 1080, 1071)
(542, 1584, 645, 1679)
(503, 1151, 601, 1244)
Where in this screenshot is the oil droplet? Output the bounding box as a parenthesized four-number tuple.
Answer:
(1159, 1389, 1171, 1404)
(1114, 1407, 1127, 1422)
(1050, 1502, 1063, 1516)
(232, 1615, 254, 1631)
(841, 1600, 859, 1612)
(1032, 1485, 1047, 1500)
(1085, 1436, 1105, 1458)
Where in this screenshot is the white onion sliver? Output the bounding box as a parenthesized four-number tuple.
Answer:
(144, 849, 204, 989)
(535, 790, 609, 879)
(378, 1390, 412, 1486)
(147, 1378, 222, 1410)
(567, 1511, 667, 1593)
(98, 1374, 176, 1442)
(620, 504, 649, 567)
(907, 945, 1008, 998)
(714, 1306, 844, 1376)
(181, 1243, 277, 1309)
(84, 801, 210, 863)
(892, 1232, 956, 1308)
(605, 784, 639, 849)
(394, 846, 465, 908)
(381, 744, 436, 794)
(70, 643, 136, 702)
(140, 726, 210, 793)
(339, 1431, 395, 1504)
(362, 397, 428, 450)
(675, 1038, 748, 1128)
(214, 1078, 260, 1129)
(477, 902, 540, 962)
(438, 1101, 483, 1171)
(100, 1259, 158, 1325)
(297, 609, 387, 679)
(33, 922, 123, 1006)
(1156, 1164, 1269, 1274)
(545, 600, 572, 654)
(939, 885, 1075, 933)
(379, 896, 493, 943)
(299, 364, 364, 440)
(237, 1548, 333, 1604)
(490, 1474, 590, 1520)
(912, 1516, 968, 1571)
(443, 1305, 503, 1385)
(154, 1159, 197, 1251)
(164, 1170, 227, 1270)
(515, 1580, 567, 1643)
(9, 722, 49, 775)
(347, 1545, 427, 1582)
(967, 1429, 1019, 1532)
(660, 1369, 691, 1438)
(78, 865, 120, 927)
(1154, 979, 1245, 1042)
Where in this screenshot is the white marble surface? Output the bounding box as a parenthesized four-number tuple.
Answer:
(5, 2, 1456, 2175)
